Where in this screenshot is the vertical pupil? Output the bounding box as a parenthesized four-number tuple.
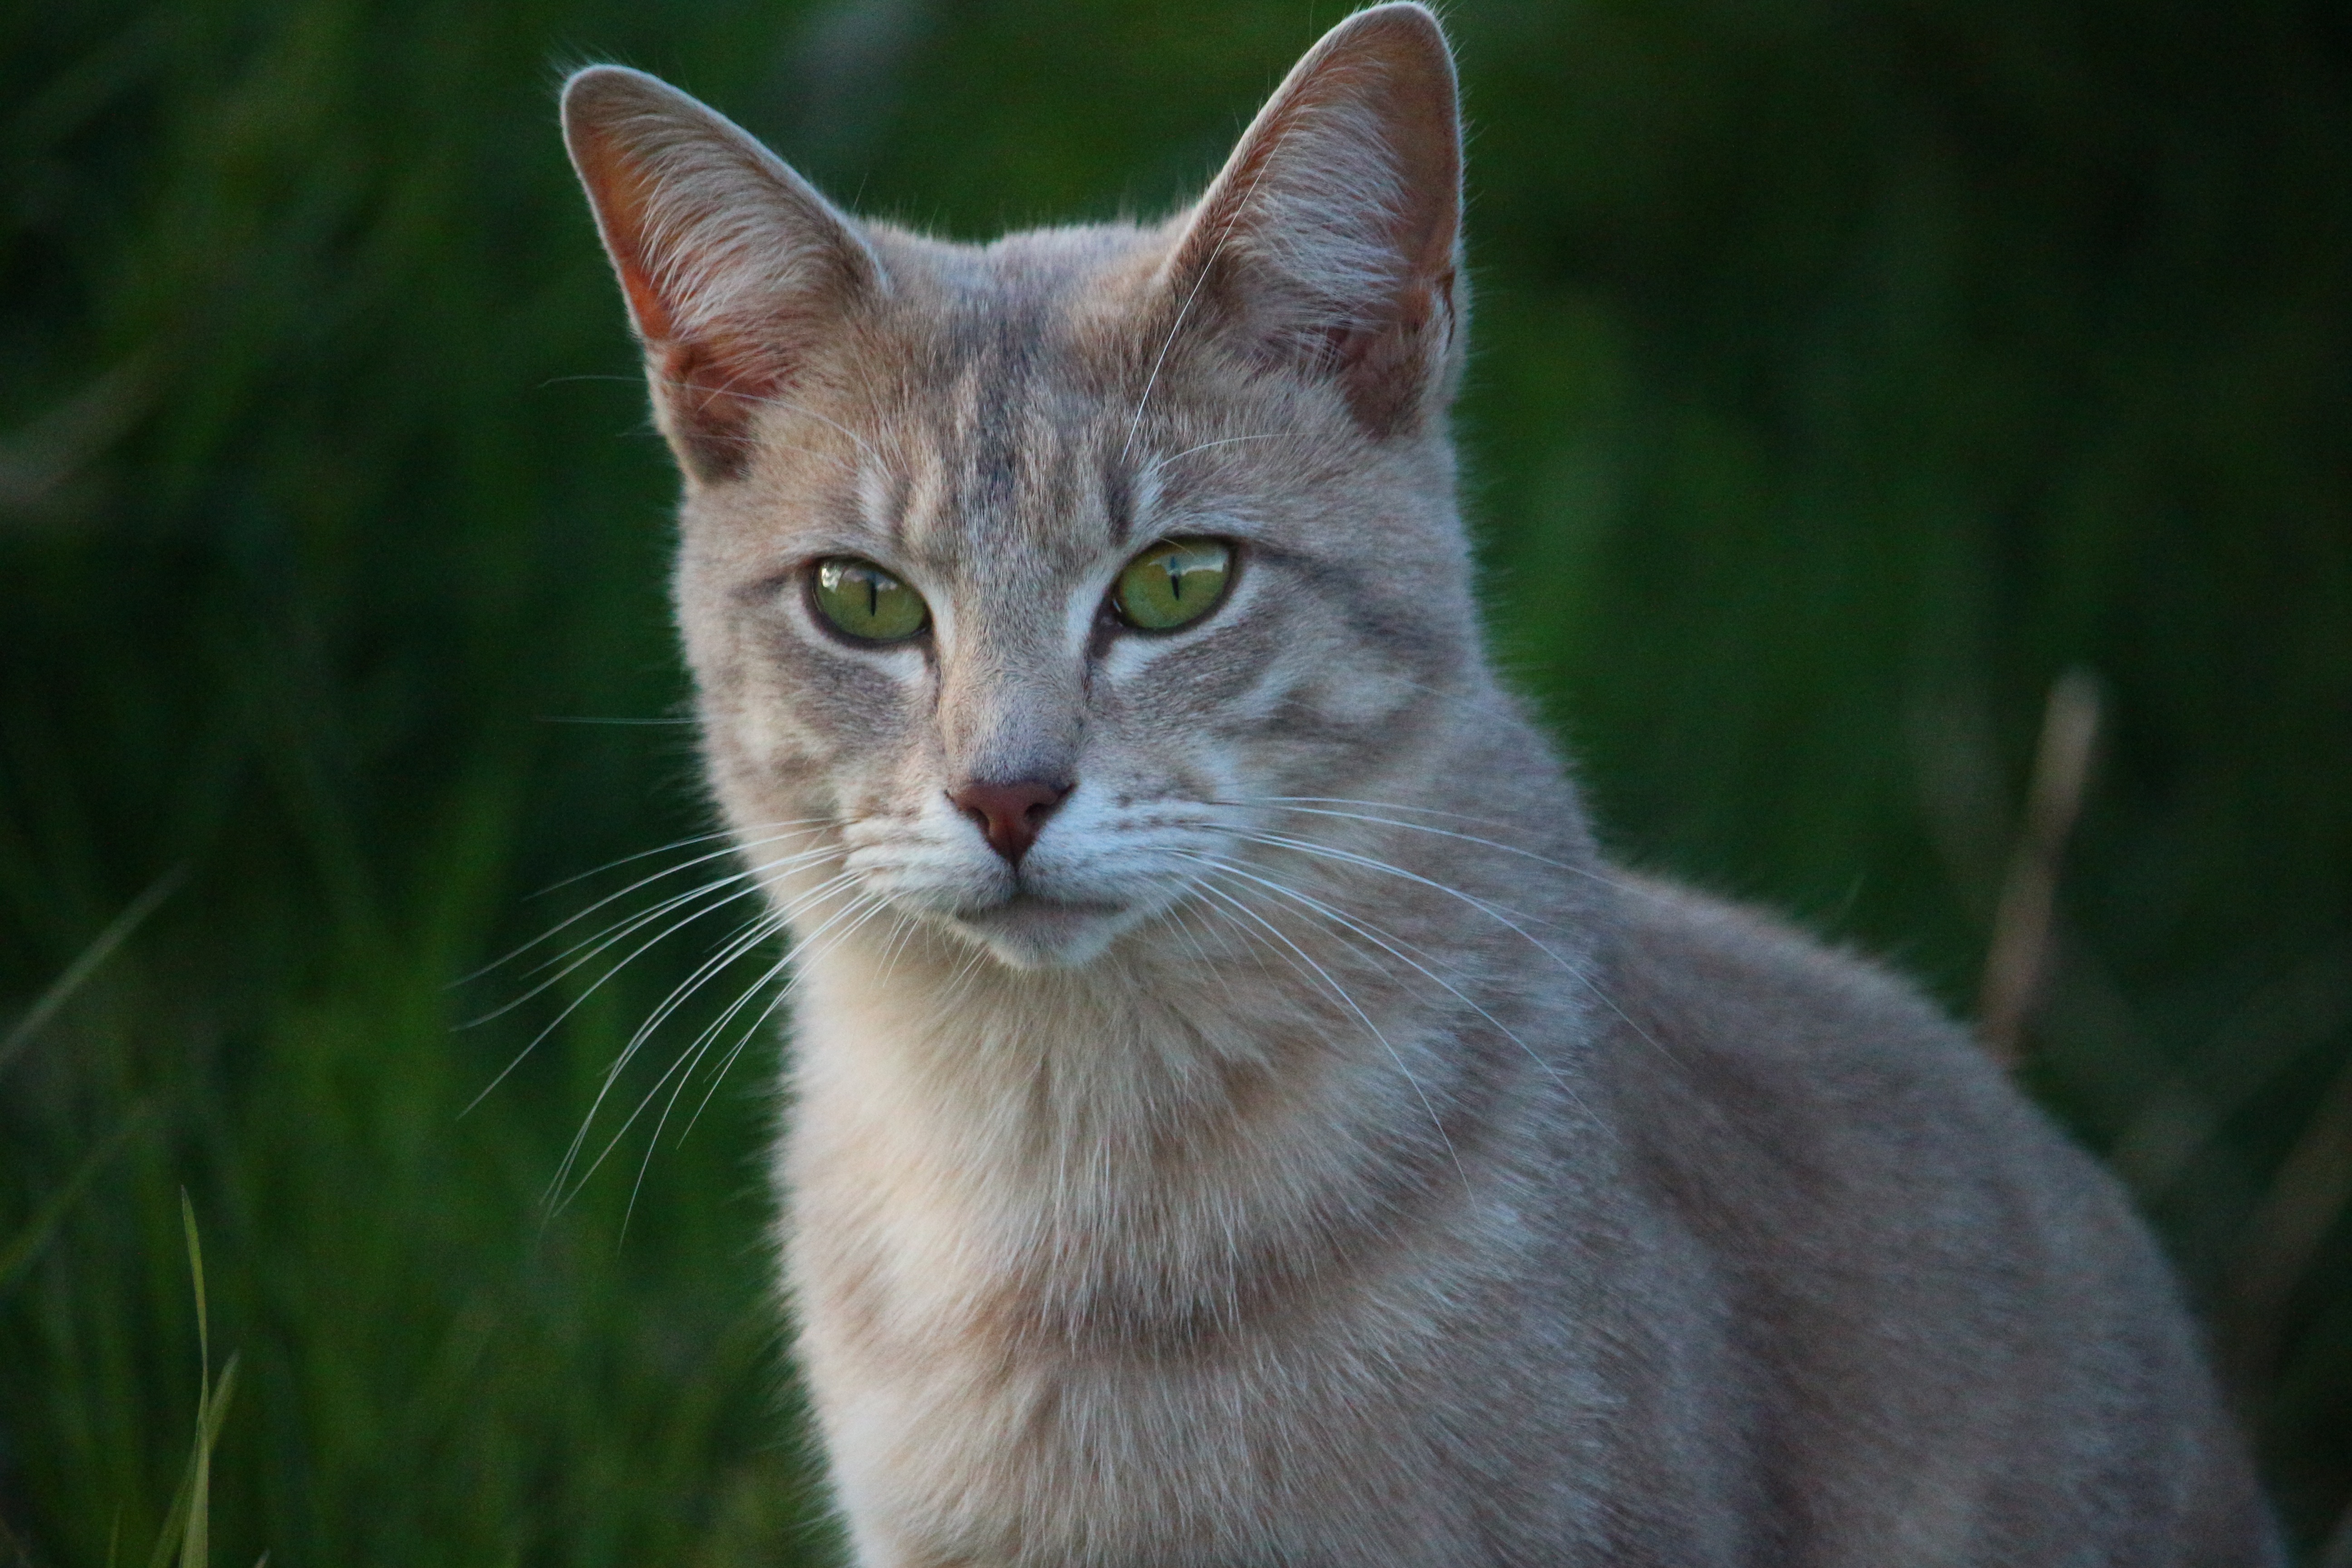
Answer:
(865, 574, 880, 619)
(1164, 554, 1185, 602)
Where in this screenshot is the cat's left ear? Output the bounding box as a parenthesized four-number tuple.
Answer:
(1165, 3, 1463, 438)
(562, 66, 882, 483)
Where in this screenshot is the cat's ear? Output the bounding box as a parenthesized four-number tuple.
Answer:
(1165, 3, 1463, 437)
(561, 66, 882, 483)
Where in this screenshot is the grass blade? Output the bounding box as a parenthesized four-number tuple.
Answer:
(0, 867, 185, 1080)
(145, 1201, 236, 1568)
(179, 1191, 208, 1377)
(0, 1101, 154, 1294)
(143, 1355, 237, 1568)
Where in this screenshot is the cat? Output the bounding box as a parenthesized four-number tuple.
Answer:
(559, 6, 2280, 1563)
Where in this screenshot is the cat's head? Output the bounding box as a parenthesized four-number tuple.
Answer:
(564, 5, 1484, 970)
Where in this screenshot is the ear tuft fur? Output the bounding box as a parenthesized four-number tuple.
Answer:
(561, 66, 880, 482)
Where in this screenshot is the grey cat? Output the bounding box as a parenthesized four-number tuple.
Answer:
(559, 6, 2280, 1563)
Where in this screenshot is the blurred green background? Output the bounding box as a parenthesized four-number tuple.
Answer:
(2, 0, 2346, 1561)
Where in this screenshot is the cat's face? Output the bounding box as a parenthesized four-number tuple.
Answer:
(565, 6, 1468, 969)
(676, 230, 1471, 968)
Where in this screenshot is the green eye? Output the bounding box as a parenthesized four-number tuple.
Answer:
(812, 557, 929, 643)
(1111, 538, 1234, 632)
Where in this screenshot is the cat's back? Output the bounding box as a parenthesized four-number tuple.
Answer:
(1577, 872, 2280, 1564)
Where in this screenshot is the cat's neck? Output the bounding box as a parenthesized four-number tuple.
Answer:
(778, 756, 1610, 1338)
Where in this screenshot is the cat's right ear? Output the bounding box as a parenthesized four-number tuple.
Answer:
(561, 66, 881, 484)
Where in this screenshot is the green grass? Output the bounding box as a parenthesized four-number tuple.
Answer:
(143, 1196, 248, 1568)
(3, 0, 2348, 1560)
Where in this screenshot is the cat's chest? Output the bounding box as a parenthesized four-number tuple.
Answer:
(786, 1177, 1499, 1568)
(781, 1002, 1167, 1339)
(781, 1062, 1255, 1356)
(808, 1344, 1497, 1568)
(773, 958, 1595, 1566)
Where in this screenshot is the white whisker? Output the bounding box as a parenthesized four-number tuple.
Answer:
(1183, 871, 1466, 1188)
(674, 892, 907, 1148)
(1219, 827, 1675, 1065)
(1156, 432, 1284, 466)
(1178, 851, 1589, 1116)
(526, 817, 828, 903)
(1211, 797, 1651, 899)
(502, 840, 833, 1003)
(550, 907, 792, 1210)
(1120, 110, 1299, 463)
(462, 825, 830, 1006)
(463, 869, 787, 1117)
(599, 915, 797, 1234)
(456, 840, 843, 1117)
(654, 373, 881, 468)
(554, 873, 873, 1217)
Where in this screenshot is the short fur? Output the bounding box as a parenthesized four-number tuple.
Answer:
(559, 8, 2280, 1564)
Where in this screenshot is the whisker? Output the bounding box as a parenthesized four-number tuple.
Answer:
(1221, 828, 1675, 1065)
(508, 837, 838, 992)
(662, 943, 800, 1152)
(1239, 830, 1577, 951)
(1183, 873, 1467, 1188)
(547, 907, 794, 1212)
(1235, 795, 1526, 828)
(624, 913, 802, 1164)
(1155, 432, 1285, 466)
(459, 822, 830, 990)
(618, 928, 809, 1242)
(619, 868, 856, 1061)
(1120, 113, 1299, 463)
(863, 898, 926, 991)
(602, 901, 831, 1214)
(1178, 852, 1587, 1112)
(528, 817, 828, 902)
(459, 865, 806, 1118)
(675, 893, 906, 1147)
(1162, 900, 1235, 996)
(654, 373, 882, 467)
(596, 884, 907, 1231)
(932, 938, 996, 1019)
(459, 839, 836, 1039)
(548, 870, 863, 1209)
(1208, 797, 1644, 897)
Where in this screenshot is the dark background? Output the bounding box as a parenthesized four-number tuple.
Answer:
(3, 0, 2347, 1561)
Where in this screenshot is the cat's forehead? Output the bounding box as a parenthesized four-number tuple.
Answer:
(897, 379, 1121, 569)
(879, 221, 1161, 396)
(858, 223, 1186, 571)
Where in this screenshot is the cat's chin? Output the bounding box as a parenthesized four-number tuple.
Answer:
(947, 893, 1132, 971)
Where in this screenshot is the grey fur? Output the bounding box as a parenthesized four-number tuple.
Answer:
(560, 6, 2280, 1563)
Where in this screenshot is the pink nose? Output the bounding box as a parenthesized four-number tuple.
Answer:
(949, 779, 1070, 864)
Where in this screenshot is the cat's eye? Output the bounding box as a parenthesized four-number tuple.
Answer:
(811, 557, 929, 643)
(1111, 539, 1234, 632)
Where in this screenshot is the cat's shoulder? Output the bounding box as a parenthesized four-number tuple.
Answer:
(1588, 868, 2056, 1177)
(1603, 872, 1972, 1055)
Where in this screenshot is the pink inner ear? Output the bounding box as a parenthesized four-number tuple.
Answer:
(642, 329, 787, 483)
(565, 68, 889, 482)
(568, 132, 682, 343)
(612, 264, 677, 346)
(569, 119, 793, 479)
(653, 335, 772, 421)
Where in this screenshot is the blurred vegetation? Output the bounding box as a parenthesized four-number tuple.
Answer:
(1, 0, 2345, 1561)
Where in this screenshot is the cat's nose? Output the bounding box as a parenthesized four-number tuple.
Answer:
(950, 779, 1070, 865)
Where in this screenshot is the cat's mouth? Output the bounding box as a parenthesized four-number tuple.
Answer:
(949, 890, 1131, 969)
